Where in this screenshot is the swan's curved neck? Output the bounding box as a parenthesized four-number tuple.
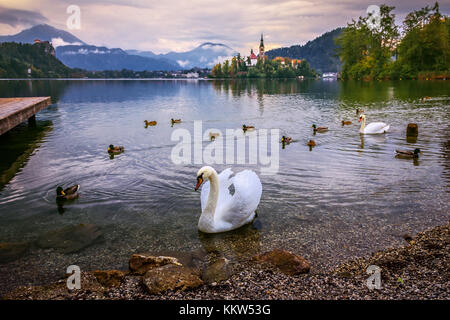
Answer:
(360, 117, 366, 132)
(203, 170, 219, 218)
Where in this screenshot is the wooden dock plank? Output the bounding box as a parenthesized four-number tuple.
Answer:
(0, 97, 51, 135)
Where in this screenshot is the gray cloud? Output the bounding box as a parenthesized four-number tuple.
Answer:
(1, 1, 449, 53)
(0, 7, 48, 27)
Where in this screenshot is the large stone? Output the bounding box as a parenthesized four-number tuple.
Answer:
(92, 270, 126, 288)
(141, 264, 203, 295)
(252, 249, 310, 275)
(202, 257, 232, 284)
(129, 254, 181, 275)
(36, 224, 103, 254)
(0, 242, 29, 263)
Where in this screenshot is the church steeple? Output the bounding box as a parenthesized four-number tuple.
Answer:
(259, 33, 265, 58)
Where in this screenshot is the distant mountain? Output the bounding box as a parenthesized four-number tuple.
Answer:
(0, 24, 235, 70)
(266, 28, 343, 73)
(129, 42, 237, 69)
(0, 24, 85, 45)
(56, 45, 179, 71)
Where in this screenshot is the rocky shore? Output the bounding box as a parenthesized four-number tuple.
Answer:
(2, 222, 449, 300)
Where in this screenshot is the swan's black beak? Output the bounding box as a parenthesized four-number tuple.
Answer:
(195, 176, 203, 191)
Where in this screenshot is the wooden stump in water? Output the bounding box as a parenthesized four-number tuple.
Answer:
(406, 123, 418, 137)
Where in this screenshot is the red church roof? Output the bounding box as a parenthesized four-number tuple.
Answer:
(250, 52, 257, 59)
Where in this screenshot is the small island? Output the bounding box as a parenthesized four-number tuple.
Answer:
(209, 34, 317, 79)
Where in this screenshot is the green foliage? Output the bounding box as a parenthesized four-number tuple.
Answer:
(0, 42, 72, 78)
(210, 55, 317, 79)
(337, 2, 449, 80)
(265, 28, 343, 73)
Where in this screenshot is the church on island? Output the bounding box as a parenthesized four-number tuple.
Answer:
(246, 34, 302, 68)
(247, 34, 266, 66)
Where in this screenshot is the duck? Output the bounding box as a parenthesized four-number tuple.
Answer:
(312, 124, 328, 133)
(107, 144, 124, 154)
(281, 136, 292, 144)
(395, 148, 421, 158)
(56, 185, 80, 200)
(358, 114, 389, 134)
(242, 124, 255, 132)
(209, 132, 220, 141)
(144, 120, 157, 126)
(171, 118, 181, 124)
(356, 108, 364, 114)
(307, 140, 316, 147)
(421, 96, 431, 101)
(342, 120, 352, 126)
(194, 166, 262, 233)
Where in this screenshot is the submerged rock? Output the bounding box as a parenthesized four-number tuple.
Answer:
(141, 264, 203, 295)
(2, 272, 105, 300)
(202, 257, 232, 284)
(0, 242, 29, 263)
(92, 270, 126, 288)
(252, 249, 311, 275)
(36, 224, 102, 254)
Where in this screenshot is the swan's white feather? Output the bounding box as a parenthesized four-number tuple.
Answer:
(200, 168, 262, 233)
(362, 122, 389, 134)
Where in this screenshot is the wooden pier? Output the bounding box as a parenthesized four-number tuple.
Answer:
(0, 97, 51, 135)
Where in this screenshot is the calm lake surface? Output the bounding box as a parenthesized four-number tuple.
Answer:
(0, 79, 449, 293)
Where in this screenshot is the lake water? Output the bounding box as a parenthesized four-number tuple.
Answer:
(0, 79, 449, 294)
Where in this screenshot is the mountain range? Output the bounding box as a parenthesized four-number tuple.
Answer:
(0, 24, 236, 71)
(0, 24, 342, 72)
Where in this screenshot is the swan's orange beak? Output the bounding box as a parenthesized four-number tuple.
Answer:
(358, 117, 362, 122)
(195, 177, 203, 191)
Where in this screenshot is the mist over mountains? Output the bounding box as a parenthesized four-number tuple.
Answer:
(0, 24, 236, 71)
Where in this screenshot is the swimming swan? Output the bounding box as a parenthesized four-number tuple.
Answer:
(195, 166, 262, 233)
(358, 114, 389, 134)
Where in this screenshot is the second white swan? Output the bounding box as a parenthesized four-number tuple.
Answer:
(194, 166, 262, 233)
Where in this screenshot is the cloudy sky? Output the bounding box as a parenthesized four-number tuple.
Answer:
(0, 0, 449, 53)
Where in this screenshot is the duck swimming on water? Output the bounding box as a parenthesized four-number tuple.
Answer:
(56, 185, 80, 200)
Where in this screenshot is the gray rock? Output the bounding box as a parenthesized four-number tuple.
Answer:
(0, 242, 29, 263)
(36, 224, 102, 253)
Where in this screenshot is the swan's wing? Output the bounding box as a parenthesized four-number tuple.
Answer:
(365, 122, 389, 133)
(200, 168, 234, 212)
(216, 170, 262, 226)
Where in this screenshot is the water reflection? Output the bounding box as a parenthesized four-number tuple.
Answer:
(0, 121, 53, 192)
(198, 223, 261, 261)
(359, 134, 387, 150)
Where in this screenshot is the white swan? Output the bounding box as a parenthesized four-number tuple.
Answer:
(194, 166, 262, 233)
(359, 114, 390, 134)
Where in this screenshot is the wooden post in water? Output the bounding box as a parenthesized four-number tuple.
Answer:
(406, 123, 418, 143)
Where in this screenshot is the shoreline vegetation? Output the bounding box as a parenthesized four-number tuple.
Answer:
(2, 221, 448, 300)
(209, 55, 317, 79)
(336, 2, 450, 81)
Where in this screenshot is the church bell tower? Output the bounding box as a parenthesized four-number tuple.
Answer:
(259, 33, 265, 58)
